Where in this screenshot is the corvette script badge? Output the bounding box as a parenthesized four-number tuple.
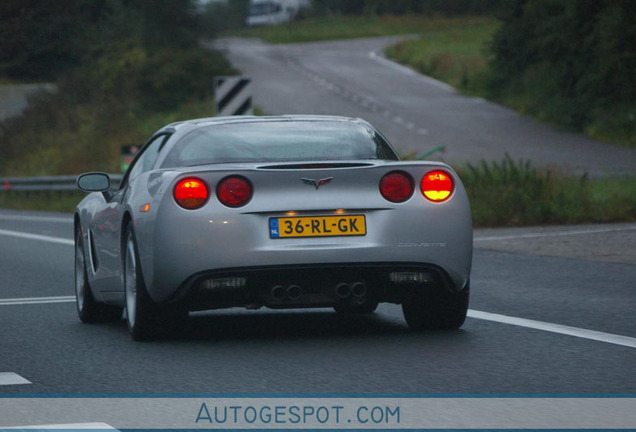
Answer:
(301, 177, 333, 190)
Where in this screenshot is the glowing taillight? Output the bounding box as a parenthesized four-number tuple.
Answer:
(217, 175, 252, 208)
(379, 171, 414, 203)
(421, 170, 454, 202)
(174, 178, 209, 210)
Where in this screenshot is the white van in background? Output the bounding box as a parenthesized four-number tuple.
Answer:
(246, 0, 306, 26)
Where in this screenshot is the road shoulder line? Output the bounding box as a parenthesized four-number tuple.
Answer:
(0, 215, 72, 224)
(0, 373, 31, 386)
(474, 225, 636, 242)
(2, 423, 117, 430)
(0, 296, 75, 306)
(0, 229, 73, 246)
(468, 309, 636, 349)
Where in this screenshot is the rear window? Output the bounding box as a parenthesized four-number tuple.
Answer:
(162, 121, 398, 167)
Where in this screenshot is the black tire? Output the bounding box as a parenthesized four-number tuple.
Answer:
(402, 282, 470, 331)
(75, 227, 122, 323)
(124, 225, 159, 341)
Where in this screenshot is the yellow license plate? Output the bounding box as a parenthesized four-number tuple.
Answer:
(269, 215, 366, 238)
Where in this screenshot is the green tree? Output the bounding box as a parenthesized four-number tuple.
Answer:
(490, 0, 636, 133)
(0, 0, 115, 80)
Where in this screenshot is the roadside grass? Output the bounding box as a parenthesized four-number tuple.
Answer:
(456, 156, 636, 227)
(0, 98, 217, 177)
(224, 15, 494, 44)
(2, 157, 635, 227)
(494, 86, 636, 147)
(384, 18, 498, 95)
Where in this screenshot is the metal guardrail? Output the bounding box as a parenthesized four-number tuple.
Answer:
(1, 174, 123, 192)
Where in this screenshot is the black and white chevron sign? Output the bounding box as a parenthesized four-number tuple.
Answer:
(214, 76, 253, 116)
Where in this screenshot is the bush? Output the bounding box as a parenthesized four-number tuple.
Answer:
(489, 0, 636, 145)
(138, 48, 234, 110)
(457, 155, 593, 226)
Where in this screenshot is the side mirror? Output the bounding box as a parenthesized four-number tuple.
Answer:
(77, 173, 111, 192)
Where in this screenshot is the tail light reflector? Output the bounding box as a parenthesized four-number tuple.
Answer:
(421, 170, 454, 202)
(174, 178, 209, 210)
(217, 175, 252, 208)
(379, 171, 414, 203)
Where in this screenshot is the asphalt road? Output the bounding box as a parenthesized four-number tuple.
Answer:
(1, 209, 635, 397)
(211, 36, 636, 177)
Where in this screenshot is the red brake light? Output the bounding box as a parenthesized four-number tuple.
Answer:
(217, 175, 252, 208)
(174, 178, 209, 210)
(379, 171, 414, 203)
(421, 170, 454, 202)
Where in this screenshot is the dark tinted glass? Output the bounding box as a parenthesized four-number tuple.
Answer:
(162, 121, 398, 167)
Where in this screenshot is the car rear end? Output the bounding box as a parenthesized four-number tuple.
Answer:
(149, 160, 472, 313)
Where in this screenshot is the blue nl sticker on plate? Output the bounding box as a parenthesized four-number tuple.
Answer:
(269, 218, 280, 238)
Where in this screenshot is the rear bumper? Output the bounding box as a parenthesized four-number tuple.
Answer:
(146, 211, 472, 303)
(167, 262, 465, 311)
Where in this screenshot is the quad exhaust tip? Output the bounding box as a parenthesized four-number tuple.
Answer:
(271, 285, 286, 301)
(287, 285, 302, 301)
(336, 283, 352, 299)
(351, 282, 367, 297)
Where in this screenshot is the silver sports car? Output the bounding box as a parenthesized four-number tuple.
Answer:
(75, 116, 472, 340)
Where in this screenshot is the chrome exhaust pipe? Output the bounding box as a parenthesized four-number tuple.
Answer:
(287, 285, 302, 301)
(271, 285, 286, 301)
(335, 283, 352, 299)
(352, 282, 367, 297)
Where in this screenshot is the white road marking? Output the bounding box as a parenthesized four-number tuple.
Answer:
(468, 309, 636, 349)
(0, 296, 75, 306)
(0, 229, 73, 246)
(2, 423, 117, 430)
(474, 225, 636, 242)
(0, 215, 72, 223)
(0, 372, 31, 386)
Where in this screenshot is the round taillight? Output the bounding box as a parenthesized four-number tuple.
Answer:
(174, 178, 209, 210)
(379, 171, 414, 203)
(217, 175, 252, 208)
(421, 170, 454, 202)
